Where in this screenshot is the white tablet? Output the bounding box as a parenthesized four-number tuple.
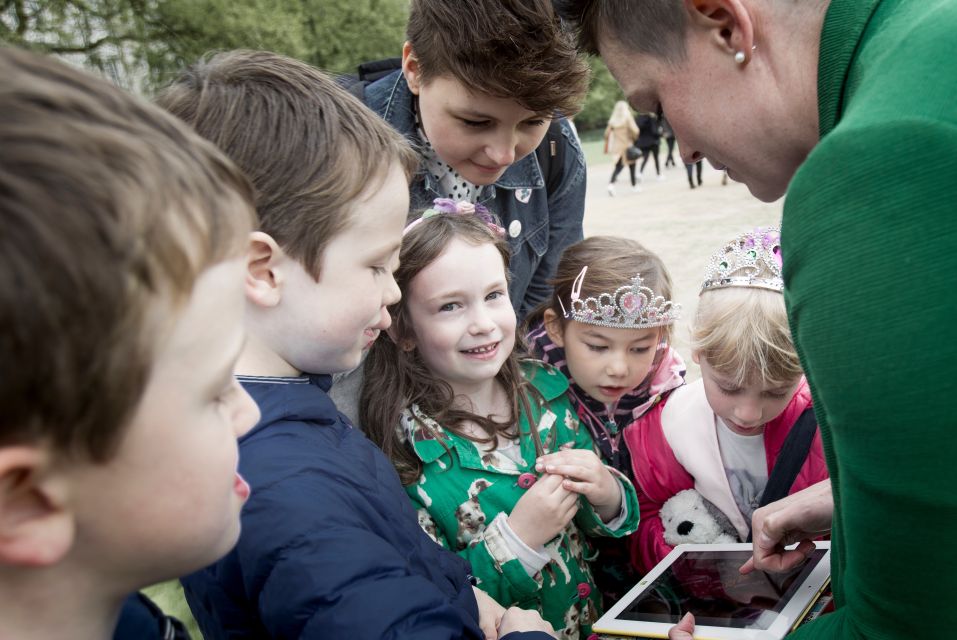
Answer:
(593, 542, 831, 639)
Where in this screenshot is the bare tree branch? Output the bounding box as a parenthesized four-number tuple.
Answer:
(13, 0, 27, 36)
(47, 32, 141, 54)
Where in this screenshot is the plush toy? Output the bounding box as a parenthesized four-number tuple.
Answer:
(660, 489, 740, 546)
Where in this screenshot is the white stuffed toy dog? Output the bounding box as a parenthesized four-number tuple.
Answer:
(660, 489, 739, 546)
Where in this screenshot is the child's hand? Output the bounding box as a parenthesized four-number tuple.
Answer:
(536, 447, 622, 522)
(472, 586, 505, 640)
(668, 612, 695, 640)
(499, 607, 557, 638)
(507, 472, 578, 548)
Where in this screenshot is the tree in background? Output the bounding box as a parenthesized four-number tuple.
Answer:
(2, 1, 619, 131)
(1, 0, 408, 90)
(574, 56, 624, 133)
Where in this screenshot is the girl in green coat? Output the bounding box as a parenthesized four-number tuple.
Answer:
(362, 204, 640, 639)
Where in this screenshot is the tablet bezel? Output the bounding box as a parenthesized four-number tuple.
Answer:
(592, 542, 831, 639)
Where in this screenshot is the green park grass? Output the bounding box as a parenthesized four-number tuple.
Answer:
(144, 580, 201, 638)
(577, 128, 606, 167)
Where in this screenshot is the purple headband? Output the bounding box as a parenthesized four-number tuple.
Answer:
(403, 198, 506, 237)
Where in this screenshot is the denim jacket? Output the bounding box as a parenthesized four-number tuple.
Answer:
(364, 71, 586, 319)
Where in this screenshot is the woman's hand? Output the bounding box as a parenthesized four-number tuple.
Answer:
(507, 472, 578, 548)
(536, 447, 622, 522)
(741, 480, 833, 574)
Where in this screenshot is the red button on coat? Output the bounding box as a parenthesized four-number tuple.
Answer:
(517, 473, 537, 489)
(577, 582, 591, 599)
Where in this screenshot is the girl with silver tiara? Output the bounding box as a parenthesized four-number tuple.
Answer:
(525, 235, 686, 603)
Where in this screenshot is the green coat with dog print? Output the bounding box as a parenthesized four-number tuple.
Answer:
(400, 361, 639, 639)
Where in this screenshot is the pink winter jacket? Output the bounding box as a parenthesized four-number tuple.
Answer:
(622, 378, 828, 575)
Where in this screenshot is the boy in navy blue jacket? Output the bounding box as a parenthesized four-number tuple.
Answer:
(0, 48, 259, 639)
(160, 50, 557, 639)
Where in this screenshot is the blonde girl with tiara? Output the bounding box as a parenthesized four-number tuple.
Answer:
(623, 228, 829, 575)
(361, 202, 640, 639)
(524, 236, 686, 602)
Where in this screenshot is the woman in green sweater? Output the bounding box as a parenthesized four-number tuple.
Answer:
(555, 0, 957, 638)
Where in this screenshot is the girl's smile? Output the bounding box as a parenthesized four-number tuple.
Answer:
(461, 341, 501, 360)
(406, 237, 516, 397)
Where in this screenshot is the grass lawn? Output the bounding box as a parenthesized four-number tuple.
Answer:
(577, 128, 607, 167)
(144, 580, 201, 639)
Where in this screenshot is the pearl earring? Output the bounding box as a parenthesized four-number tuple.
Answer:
(734, 50, 746, 64)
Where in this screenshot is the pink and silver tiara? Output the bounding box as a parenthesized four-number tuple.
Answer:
(701, 227, 783, 294)
(560, 266, 680, 329)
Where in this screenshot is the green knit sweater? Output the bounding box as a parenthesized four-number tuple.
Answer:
(783, 0, 957, 637)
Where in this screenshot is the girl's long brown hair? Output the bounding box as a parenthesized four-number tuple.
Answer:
(361, 213, 541, 485)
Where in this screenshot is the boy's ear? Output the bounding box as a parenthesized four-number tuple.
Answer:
(0, 447, 74, 568)
(543, 309, 566, 348)
(401, 42, 423, 95)
(684, 0, 754, 61)
(245, 231, 286, 308)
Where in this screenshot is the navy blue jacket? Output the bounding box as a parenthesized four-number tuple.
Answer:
(364, 70, 586, 320)
(182, 375, 552, 640)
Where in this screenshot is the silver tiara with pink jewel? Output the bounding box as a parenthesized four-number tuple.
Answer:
(559, 266, 680, 329)
(701, 227, 784, 294)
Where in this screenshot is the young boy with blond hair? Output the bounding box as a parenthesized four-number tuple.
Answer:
(158, 50, 556, 639)
(0, 47, 259, 639)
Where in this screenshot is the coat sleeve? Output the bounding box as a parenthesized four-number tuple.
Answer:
(233, 442, 485, 640)
(783, 120, 957, 639)
(518, 120, 585, 318)
(406, 482, 545, 607)
(623, 408, 695, 575)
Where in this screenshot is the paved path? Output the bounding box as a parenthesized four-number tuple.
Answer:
(581, 160, 783, 379)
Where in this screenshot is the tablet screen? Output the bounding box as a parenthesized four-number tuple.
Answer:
(615, 549, 828, 629)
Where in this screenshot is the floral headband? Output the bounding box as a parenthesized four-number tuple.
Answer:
(403, 198, 506, 237)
